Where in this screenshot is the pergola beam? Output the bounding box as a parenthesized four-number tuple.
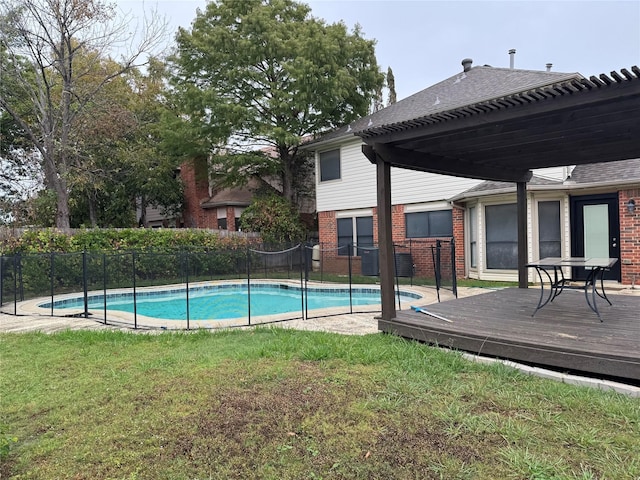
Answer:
(367, 143, 533, 183)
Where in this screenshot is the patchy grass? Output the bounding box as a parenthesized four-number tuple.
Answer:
(1, 329, 638, 479)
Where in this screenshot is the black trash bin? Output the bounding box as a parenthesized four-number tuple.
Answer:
(394, 253, 413, 277)
(360, 248, 379, 276)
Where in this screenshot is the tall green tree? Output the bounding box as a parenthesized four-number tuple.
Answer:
(170, 0, 384, 206)
(0, 0, 167, 230)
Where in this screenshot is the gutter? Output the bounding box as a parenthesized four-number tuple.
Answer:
(299, 132, 358, 151)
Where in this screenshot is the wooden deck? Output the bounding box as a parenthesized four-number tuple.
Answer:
(383, 288, 640, 384)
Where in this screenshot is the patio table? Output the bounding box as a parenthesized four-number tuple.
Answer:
(526, 257, 618, 322)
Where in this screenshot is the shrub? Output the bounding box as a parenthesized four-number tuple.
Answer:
(239, 194, 305, 244)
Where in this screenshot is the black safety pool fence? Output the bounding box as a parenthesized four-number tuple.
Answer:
(0, 241, 455, 330)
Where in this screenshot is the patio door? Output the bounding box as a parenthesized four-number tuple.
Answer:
(570, 194, 620, 281)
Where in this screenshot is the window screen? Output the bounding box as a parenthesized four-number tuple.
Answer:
(405, 210, 453, 238)
(319, 149, 340, 182)
(337, 218, 353, 256)
(485, 204, 517, 269)
(538, 201, 561, 258)
(355, 216, 374, 255)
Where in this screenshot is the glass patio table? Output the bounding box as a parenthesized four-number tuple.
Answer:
(526, 257, 618, 322)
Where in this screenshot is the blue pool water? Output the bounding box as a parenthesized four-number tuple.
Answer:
(43, 283, 421, 320)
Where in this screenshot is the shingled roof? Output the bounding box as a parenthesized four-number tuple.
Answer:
(306, 61, 581, 147)
(568, 157, 640, 184)
(452, 158, 640, 200)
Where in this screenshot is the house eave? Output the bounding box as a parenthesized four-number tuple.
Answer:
(300, 132, 359, 151)
(200, 201, 251, 209)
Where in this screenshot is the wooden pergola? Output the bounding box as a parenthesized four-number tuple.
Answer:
(358, 67, 640, 321)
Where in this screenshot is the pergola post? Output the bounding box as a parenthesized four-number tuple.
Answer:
(376, 157, 396, 320)
(517, 181, 528, 288)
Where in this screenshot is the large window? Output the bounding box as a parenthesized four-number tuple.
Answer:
(319, 149, 340, 182)
(337, 216, 373, 256)
(405, 210, 453, 238)
(538, 201, 561, 258)
(485, 204, 517, 269)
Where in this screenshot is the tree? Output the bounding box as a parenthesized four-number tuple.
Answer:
(240, 193, 305, 244)
(170, 0, 384, 207)
(0, 0, 167, 230)
(387, 66, 397, 105)
(66, 57, 183, 228)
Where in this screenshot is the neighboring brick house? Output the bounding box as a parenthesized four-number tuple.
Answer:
(137, 158, 255, 231)
(304, 59, 640, 285)
(177, 152, 316, 232)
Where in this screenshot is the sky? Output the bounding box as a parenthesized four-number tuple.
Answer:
(118, 0, 639, 100)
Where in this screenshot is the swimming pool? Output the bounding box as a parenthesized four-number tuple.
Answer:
(41, 282, 422, 320)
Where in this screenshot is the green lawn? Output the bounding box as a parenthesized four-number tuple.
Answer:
(1, 329, 638, 479)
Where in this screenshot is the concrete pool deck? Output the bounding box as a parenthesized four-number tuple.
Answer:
(0, 285, 484, 335)
(3, 283, 638, 335)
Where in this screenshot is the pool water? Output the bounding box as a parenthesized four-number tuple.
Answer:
(44, 283, 421, 320)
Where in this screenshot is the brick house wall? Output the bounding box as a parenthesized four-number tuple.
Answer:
(317, 205, 464, 280)
(225, 207, 237, 232)
(619, 188, 640, 286)
(452, 206, 466, 279)
(180, 160, 217, 229)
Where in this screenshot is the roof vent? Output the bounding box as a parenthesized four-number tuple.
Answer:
(546, 63, 553, 72)
(461, 58, 473, 72)
(509, 49, 516, 69)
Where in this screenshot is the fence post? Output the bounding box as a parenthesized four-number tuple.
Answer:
(409, 239, 414, 286)
(393, 243, 401, 310)
(348, 243, 353, 314)
(299, 244, 305, 320)
(304, 244, 309, 319)
(185, 251, 190, 331)
(0, 254, 3, 307)
(50, 252, 55, 317)
(430, 244, 440, 303)
(450, 238, 458, 298)
(320, 242, 324, 283)
(132, 252, 138, 329)
(247, 246, 251, 326)
(82, 251, 89, 318)
(17, 252, 23, 302)
(103, 253, 107, 324)
(436, 240, 442, 290)
(13, 254, 18, 315)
